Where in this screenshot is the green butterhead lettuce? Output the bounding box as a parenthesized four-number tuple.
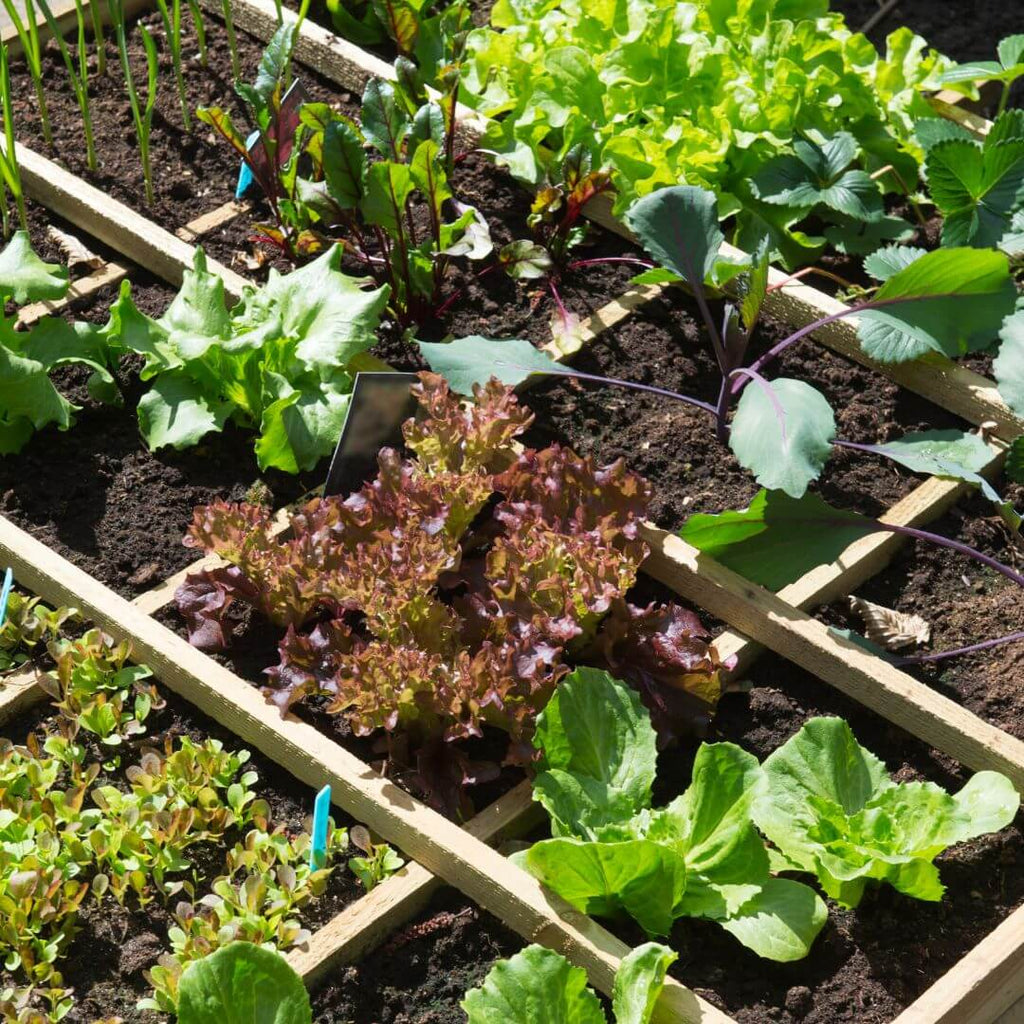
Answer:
(101, 246, 389, 473)
(459, 0, 950, 261)
(516, 669, 827, 961)
(462, 941, 676, 1024)
(752, 717, 1020, 907)
(177, 942, 311, 1024)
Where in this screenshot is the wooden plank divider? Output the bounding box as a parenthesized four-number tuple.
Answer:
(893, 904, 1024, 1023)
(10, 142, 251, 300)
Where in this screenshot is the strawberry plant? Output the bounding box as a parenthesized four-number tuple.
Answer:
(177, 372, 729, 815)
(941, 34, 1024, 116)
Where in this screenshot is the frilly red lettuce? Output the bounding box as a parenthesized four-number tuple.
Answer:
(176, 372, 727, 815)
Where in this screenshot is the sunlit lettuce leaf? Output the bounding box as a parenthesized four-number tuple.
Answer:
(752, 718, 1020, 907)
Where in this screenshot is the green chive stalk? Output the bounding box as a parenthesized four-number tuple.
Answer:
(37, 0, 98, 171)
(0, 44, 28, 236)
(116, 16, 158, 202)
(187, 0, 207, 67)
(154, 0, 191, 130)
(89, 0, 107, 75)
(1, 0, 52, 146)
(222, 0, 240, 80)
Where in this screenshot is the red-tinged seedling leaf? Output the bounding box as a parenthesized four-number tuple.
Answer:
(588, 600, 728, 741)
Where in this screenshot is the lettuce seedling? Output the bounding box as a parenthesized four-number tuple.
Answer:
(98, 246, 387, 472)
(144, 818, 348, 1011)
(175, 944, 311, 1024)
(178, 373, 728, 814)
(39, 628, 162, 749)
(463, 941, 675, 1024)
(517, 668, 827, 961)
(0, 590, 78, 673)
(753, 718, 1020, 907)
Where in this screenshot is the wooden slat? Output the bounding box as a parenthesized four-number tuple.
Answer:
(175, 200, 251, 244)
(640, 525, 1024, 791)
(0, 513, 731, 1024)
(288, 780, 542, 986)
(893, 904, 1024, 1024)
(11, 143, 250, 301)
(16, 260, 128, 327)
(1, 0, 150, 54)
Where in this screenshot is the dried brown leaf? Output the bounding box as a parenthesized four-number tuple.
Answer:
(848, 595, 931, 651)
(45, 226, 104, 271)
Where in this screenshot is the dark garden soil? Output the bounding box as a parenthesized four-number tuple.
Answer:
(596, 635, 1024, 1024)
(311, 888, 523, 1024)
(0, 682, 368, 1024)
(820, 486, 1024, 742)
(0, 257, 317, 599)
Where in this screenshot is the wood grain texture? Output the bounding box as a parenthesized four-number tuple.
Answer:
(11, 143, 251, 300)
(0, 512, 731, 1024)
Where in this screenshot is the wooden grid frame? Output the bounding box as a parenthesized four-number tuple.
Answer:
(2, 2, 1024, 1021)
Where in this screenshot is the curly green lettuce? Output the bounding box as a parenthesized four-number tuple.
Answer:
(460, 0, 952, 262)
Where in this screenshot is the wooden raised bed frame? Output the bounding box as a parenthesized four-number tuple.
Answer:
(2, 3, 1024, 1021)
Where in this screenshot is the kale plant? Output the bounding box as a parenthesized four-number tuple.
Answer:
(421, 183, 1024, 664)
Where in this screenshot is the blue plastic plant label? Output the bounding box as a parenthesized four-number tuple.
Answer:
(310, 783, 332, 870)
(235, 130, 261, 199)
(0, 568, 12, 630)
(236, 80, 311, 200)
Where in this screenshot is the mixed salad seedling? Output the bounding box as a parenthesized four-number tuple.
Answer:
(0, 609, 400, 1021)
